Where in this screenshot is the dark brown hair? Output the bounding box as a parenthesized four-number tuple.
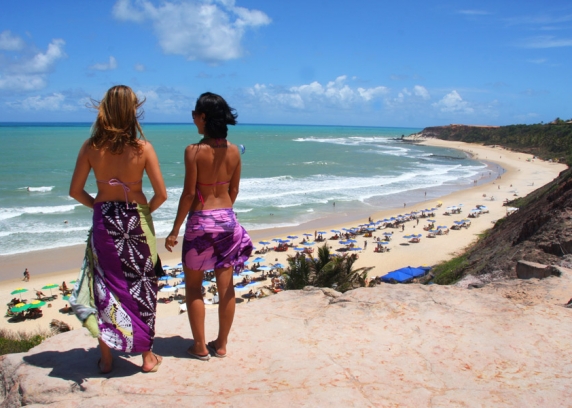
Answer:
(89, 85, 146, 154)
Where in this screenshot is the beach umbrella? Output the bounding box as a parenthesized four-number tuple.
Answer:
(176, 283, 186, 289)
(11, 288, 28, 298)
(240, 271, 255, 276)
(10, 303, 29, 313)
(176, 272, 185, 279)
(272, 238, 282, 242)
(42, 284, 59, 296)
(272, 263, 285, 269)
(339, 240, 350, 245)
(302, 241, 314, 246)
(259, 241, 270, 245)
(379, 241, 389, 245)
(317, 231, 327, 235)
(403, 235, 413, 239)
(331, 229, 340, 233)
(160, 285, 176, 293)
(287, 235, 298, 239)
(257, 266, 271, 271)
(252, 257, 265, 263)
(177, 262, 183, 267)
(346, 239, 357, 243)
(382, 232, 393, 236)
(162, 265, 170, 270)
(349, 247, 362, 251)
(28, 300, 46, 309)
(279, 239, 290, 243)
(294, 247, 305, 251)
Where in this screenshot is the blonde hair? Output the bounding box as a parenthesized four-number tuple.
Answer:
(89, 85, 146, 154)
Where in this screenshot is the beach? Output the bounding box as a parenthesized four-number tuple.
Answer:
(0, 138, 567, 334)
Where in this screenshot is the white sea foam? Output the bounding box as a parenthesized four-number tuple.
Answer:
(20, 186, 55, 192)
(0, 204, 80, 221)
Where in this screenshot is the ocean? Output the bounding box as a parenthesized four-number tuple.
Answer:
(0, 123, 494, 256)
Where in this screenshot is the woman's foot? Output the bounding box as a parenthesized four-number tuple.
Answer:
(207, 341, 227, 358)
(98, 358, 113, 374)
(187, 345, 210, 361)
(141, 353, 162, 373)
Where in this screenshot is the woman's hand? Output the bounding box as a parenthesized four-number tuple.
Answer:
(165, 232, 179, 252)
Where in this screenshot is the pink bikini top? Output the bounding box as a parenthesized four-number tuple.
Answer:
(96, 178, 142, 204)
(196, 180, 230, 205)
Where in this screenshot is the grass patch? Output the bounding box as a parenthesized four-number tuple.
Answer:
(431, 254, 469, 285)
(0, 328, 50, 356)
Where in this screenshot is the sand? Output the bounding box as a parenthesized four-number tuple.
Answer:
(0, 138, 567, 334)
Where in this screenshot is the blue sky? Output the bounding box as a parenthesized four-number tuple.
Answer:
(0, 0, 571, 127)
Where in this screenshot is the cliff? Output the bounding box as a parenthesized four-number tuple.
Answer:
(2, 279, 572, 407)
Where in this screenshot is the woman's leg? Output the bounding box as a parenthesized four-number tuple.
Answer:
(141, 350, 162, 372)
(98, 338, 113, 373)
(184, 266, 209, 356)
(210, 265, 235, 355)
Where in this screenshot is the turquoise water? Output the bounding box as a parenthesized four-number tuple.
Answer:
(0, 123, 491, 255)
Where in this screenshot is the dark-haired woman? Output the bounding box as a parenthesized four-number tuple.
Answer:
(69, 85, 167, 373)
(165, 92, 252, 360)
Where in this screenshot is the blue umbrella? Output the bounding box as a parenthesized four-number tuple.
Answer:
(378, 241, 389, 245)
(176, 283, 186, 289)
(202, 280, 211, 287)
(339, 240, 350, 245)
(294, 247, 305, 251)
(272, 238, 282, 242)
(383, 232, 393, 236)
(279, 239, 290, 243)
(257, 266, 271, 271)
(240, 271, 255, 276)
(317, 231, 327, 234)
(303, 241, 314, 246)
(331, 229, 340, 233)
(158, 276, 170, 281)
(259, 241, 270, 245)
(162, 265, 170, 270)
(176, 272, 185, 279)
(160, 285, 176, 292)
(403, 235, 413, 239)
(287, 235, 298, 239)
(252, 257, 265, 263)
(303, 233, 313, 237)
(273, 263, 285, 268)
(346, 239, 357, 243)
(350, 247, 362, 251)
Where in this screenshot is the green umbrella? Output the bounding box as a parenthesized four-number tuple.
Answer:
(10, 303, 29, 313)
(10, 288, 28, 301)
(28, 300, 46, 309)
(63, 295, 71, 301)
(42, 283, 59, 297)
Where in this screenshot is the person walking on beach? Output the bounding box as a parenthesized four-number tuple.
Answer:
(165, 92, 253, 360)
(69, 85, 167, 374)
(23, 268, 30, 282)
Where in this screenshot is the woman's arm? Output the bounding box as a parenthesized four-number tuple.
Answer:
(229, 150, 242, 205)
(165, 145, 199, 252)
(144, 142, 167, 213)
(69, 140, 95, 208)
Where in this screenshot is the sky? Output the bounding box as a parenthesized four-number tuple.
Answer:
(0, 0, 571, 127)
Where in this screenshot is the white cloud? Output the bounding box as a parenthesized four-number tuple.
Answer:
(89, 56, 118, 71)
(458, 10, 491, 16)
(0, 38, 66, 91)
(245, 76, 388, 110)
(413, 85, 430, 100)
(0, 30, 25, 51)
(134, 63, 145, 72)
(432, 90, 474, 114)
(112, 0, 271, 63)
(519, 35, 572, 48)
(6, 93, 79, 111)
(135, 87, 195, 114)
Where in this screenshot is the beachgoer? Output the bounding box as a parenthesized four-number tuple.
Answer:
(69, 85, 167, 374)
(23, 268, 30, 282)
(165, 92, 253, 361)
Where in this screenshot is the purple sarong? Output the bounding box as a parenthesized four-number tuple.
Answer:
(182, 208, 253, 272)
(91, 201, 158, 353)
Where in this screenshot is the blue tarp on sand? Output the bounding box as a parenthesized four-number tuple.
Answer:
(380, 266, 428, 283)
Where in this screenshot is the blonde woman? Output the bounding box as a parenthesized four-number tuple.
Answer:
(69, 85, 167, 374)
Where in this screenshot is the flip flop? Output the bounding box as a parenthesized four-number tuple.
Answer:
(207, 341, 227, 358)
(98, 358, 113, 374)
(142, 353, 162, 373)
(187, 348, 210, 361)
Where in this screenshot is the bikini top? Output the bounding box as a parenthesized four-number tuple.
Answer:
(96, 178, 142, 204)
(196, 180, 230, 205)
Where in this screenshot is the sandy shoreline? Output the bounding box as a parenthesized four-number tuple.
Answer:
(0, 138, 567, 333)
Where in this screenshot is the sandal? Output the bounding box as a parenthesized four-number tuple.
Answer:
(142, 353, 162, 373)
(207, 341, 227, 358)
(187, 347, 210, 361)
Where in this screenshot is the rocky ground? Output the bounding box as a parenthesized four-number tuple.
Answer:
(2, 270, 572, 407)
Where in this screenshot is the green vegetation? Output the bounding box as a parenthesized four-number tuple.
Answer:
(431, 254, 469, 285)
(424, 120, 572, 165)
(0, 328, 50, 356)
(282, 244, 373, 292)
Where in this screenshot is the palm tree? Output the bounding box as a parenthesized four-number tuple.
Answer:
(283, 244, 373, 293)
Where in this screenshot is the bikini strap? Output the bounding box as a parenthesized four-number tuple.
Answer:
(96, 178, 141, 204)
